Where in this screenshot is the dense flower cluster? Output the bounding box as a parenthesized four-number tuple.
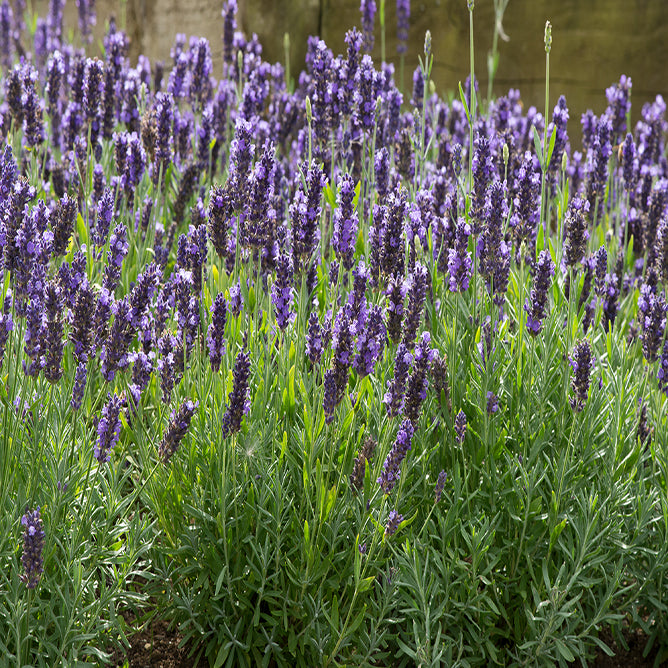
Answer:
(20, 507, 45, 589)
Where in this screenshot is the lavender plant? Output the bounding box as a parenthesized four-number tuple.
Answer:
(0, 3, 666, 667)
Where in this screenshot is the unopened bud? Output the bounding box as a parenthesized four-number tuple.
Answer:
(424, 30, 432, 59)
(544, 20, 552, 53)
(467, 0, 474, 10)
(305, 96, 312, 124)
(503, 142, 509, 167)
(561, 149, 568, 172)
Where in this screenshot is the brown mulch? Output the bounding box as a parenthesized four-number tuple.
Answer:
(110, 618, 665, 667)
(110, 617, 197, 668)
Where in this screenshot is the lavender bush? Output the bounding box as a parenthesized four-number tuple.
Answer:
(0, 1, 666, 666)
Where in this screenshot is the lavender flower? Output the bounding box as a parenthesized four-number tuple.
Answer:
(375, 147, 390, 198)
(396, 0, 410, 54)
(605, 75, 631, 144)
(190, 37, 212, 111)
(272, 230, 294, 329)
(20, 507, 45, 589)
(447, 218, 472, 292)
(207, 293, 228, 373)
(159, 399, 199, 463)
(478, 180, 510, 302)
(638, 283, 667, 364)
(401, 263, 427, 349)
(157, 333, 184, 404)
(486, 391, 499, 415)
(22, 68, 45, 149)
(332, 172, 358, 270)
(385, 510, 404, 537)
(562, 196, 590, 270)
(69, 361, 87, 411)
(323, 307, 354, 423)
(51, 194, 77, 257)
(659, 340, 668, 397)
(585, 115, 612, 223)
(569, 340, 594, 411)
(102, 223, 129, 294)
(95, 393, 124, 463)
(353, 304, 386, 377)
(511, 151, 540, 260)
(221, 346, 251, 437)
(430, 351, 451, 410)
(379, 185, 407, 279)
(23, 296, 45, 377)
(471, 133, 495, 229)
(360, 0, 376, 52)
(354, 54, 377, 132)
(43, 282, 64, 384)
(100, 297, 135, 382)
(128, 351, 154, 409)
(621, 133, 637, 193)
(154, 92, 174, 175)
(222, 0, 237, 67)
(546, 95, 569, 189)
(306, 310, 324, 366)
(383, 343, 412, 417)
(350, 436, 376, 491)
(0, 290, 13, 369)
(242, 139, 276, 249)
(385, 273, 406, 344)
(434, 470, 447, 503)
(377, 418, 414, 495)
(228, 282, 244, 316)
(525, 250, 555, 335)
(129, 263, 161, 330)
(601, 272, 620, 332)
(291, 162, 326, 270)
(76, 0, 96, 44)
(348, 259, 369, 333)
(94, 188, 114, 249)
(226, 117, 255, 212)
(0, 1, 11, 69)
(454, 410, 467, 444)
(208, 184, 231, 259)
(403, 331, 434, 425)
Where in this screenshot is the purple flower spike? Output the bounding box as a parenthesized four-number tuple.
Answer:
(569, 340, 594, 412)
(207, 293, 228, 373)
(360, 0, 376, 52)
(20, 507, 45, 589)
(377, 419, 414, 495)
(434, 470, 447, 503)
(306, 310, 324, 367)
(159, 399, 199, 463)
(403, 331, 434, 425)
(95, 393, 125, 464)
(562, 196, 590, 270)
(454, 410, 467, 444)
(524, 250, 555, 336)
(222, 346, 251, 437)
(332, 172, 358, 271)
(385, 509, 404, 537)
(384, 343, 413, 417)
(447, 218, 472, 293)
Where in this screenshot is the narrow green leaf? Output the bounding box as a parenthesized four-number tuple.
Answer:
(331, 595, 339, 633)
(532, 126, 544, 164)
(555, 639, 575, 662)
(545, 125, 557, 167)
(458, 81, 471, 123)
